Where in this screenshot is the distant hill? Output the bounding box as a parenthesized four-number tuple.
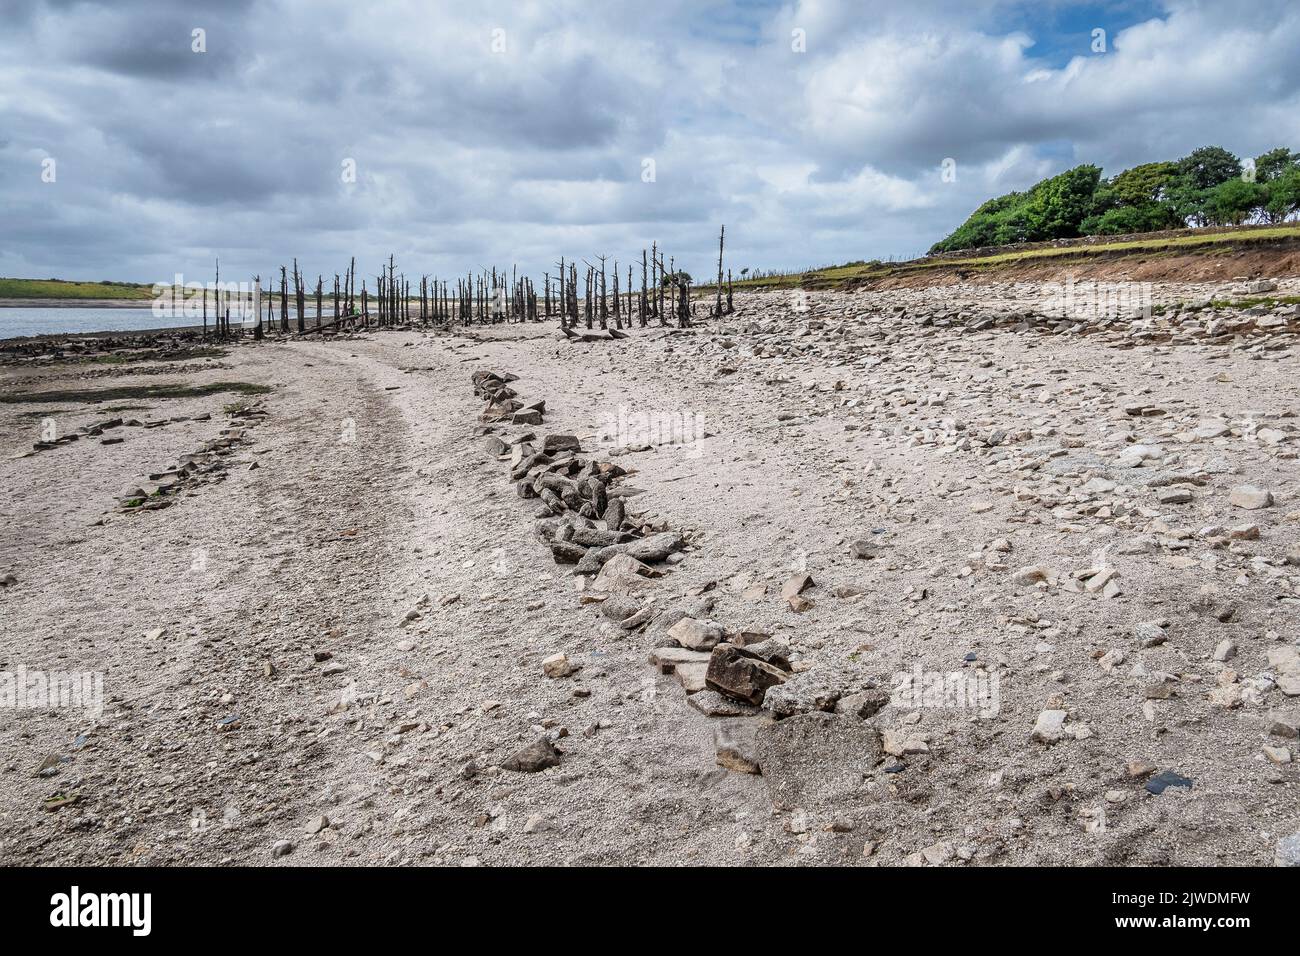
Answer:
(931, 146, 1300, 254)
(0, 277, 155, 300)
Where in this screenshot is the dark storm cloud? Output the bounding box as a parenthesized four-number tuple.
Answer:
(1, 0, 1298, 285)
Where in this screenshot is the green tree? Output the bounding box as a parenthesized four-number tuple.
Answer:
(1204, 178, 1266, 226)
(1022, 165, 1102, 239)
(1108, 161, 1179, 206)
(1175, 146, 1242, 190)
(1254, 147, 1298, 183)
(1264, 166, 1300, 222)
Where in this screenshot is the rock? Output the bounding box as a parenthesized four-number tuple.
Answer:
(1031, 709, 1068, 744)
(706, 645, 789, 705)
(1276, 832, 1300, 867)
(271, 840, 294, 857)
(1157, 488, 1193, 505)
(523, 813, 552, 834)
(714, 719, 763, 774)
(835, 689, 890, 719)
(591, 554, 659, 594)
(1229, 485, 1273, 510)
(740, 637, 793, 671)
(1012, 565, 1053, 586)
(1125, 758, 1157, 779)
(673, 661, 709, 693)
(666, 617, 724, 651)
(754, 712, 881, 809)
(763, 677, 841, 718)
(1212, 639, 1237, 663)
(512, 409, 543, 426)
(848, 540, 879, 559)
(1134, 622, 1168, 647)
(623, 532, 685, 563)
(882, 728, 930, 756)
(780, 573, 813, 601)
(542, 434, 581, 454)
(501, 738, 562, 772)
(647, 646, 712, 674)
(1144, 770, 1192, 795)
(305, 815, 330, 835)
(919, 841, 956, 866)
(1263, 745, 1292, 765)
(1266, 710, 1300, 738)
(542, 652, 579, 679)
(687, 690, 760, 717)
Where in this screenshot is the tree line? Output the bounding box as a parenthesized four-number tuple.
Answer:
(931, 145, 1300, 254)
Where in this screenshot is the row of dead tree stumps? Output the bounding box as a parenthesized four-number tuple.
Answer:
(469, 369, 883, 790)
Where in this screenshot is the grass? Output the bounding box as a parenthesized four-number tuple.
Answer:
(708, 223, 1300, 292)
(0, 381, 271, 405)
(1207, 295, 1300, 309)
(0, 277, 156, 300)
(72, 346, 229, 365)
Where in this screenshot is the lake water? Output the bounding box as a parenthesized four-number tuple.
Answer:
(0, 307, 285, 339)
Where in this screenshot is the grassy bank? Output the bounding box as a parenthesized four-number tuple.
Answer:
(0, 278, 156, 300)
(709, 222, 1300, 292)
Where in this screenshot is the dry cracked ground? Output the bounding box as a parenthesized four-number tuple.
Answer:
(2, 275, 1300, 867)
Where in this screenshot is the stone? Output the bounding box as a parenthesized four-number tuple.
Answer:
(1212, 639, 1237, 663)
(647, 646, 712, 674)
(1012, 565, 1052, 586)
(1032, 709, 1068, 744)
(835, 689, 890, 719)
(763, 678, 841, 718)
(1262, 745, 1292, 765)
(501, 738, 562, 772)
(674, 661, 709, 693)
(780, 573, 813, 601)
(753, 712, 882, 809)
(1268, 646, 1300, 677)
(706, 645, 789, 705)
(687, 689, 760, 717)
(271, 840, 294, 857)
(1125, 759, 1157, 779)
(305, 815, 330, 835)
(541, 434, 581, 454)
(1266, 710, 1300, 738)
(714, 719, 762, 774)
(1134, 622, 1167, 647)
(1229, 485, 1273, 510)
(591, 554, 659, 594)
(666, 617, 725, 651)
(1144, 770, 1192, 795)
(1276, 833, 1300, 867)
(542, 652, 579, 678)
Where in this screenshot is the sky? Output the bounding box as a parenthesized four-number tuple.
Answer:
(2, 0, 1299, 287)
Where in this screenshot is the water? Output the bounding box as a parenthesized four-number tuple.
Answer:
(0, 307, 211, 339)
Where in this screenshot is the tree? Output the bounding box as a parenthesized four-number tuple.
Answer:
(1022, 165, 1102, 239)
(1175, 146, 1242, 190)
(1264, 166, 1300, 222)
(1080, 203, 1178, 236)
(1107, 161, 1179, 206)
(1255, 147, 1298, 183)
(1204, 178, 1266, 226)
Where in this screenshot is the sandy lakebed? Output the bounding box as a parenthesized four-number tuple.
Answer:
(2, 280, 1300, 866)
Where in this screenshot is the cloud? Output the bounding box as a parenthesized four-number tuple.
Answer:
(1, 0, 1298, 283)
